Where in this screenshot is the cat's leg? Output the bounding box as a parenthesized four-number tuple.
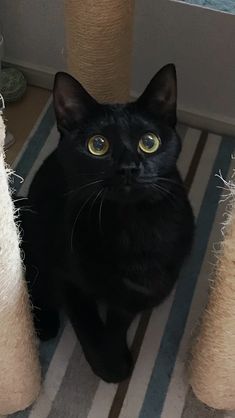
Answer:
(64, 283, 134, 382)
(104, 307, 135, 381)
(63, 283, 109, 378)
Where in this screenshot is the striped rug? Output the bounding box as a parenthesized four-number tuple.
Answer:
(7, 97, 235, 418)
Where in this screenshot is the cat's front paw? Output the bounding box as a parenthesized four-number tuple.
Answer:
(91, 346, 133, 383)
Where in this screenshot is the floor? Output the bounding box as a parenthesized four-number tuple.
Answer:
(4, 85, 50, 165)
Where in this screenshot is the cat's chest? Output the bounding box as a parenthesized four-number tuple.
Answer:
(71, 197, 186, 258)
(113, 224, 158, 254)
(82, 208, 167, 257)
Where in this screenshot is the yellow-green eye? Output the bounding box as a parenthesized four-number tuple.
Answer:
(88, 135, 109, 156)
(139, 133, 161, 154)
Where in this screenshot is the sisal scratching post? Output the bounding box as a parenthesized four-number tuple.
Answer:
(0, 113, 41, 414)
(64, 0, 135, 103)
(190, 174, 235, 410)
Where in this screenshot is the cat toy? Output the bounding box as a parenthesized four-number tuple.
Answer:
(0, 110, 41, 414)
(189, 167, 235, 410)
(64, 0, 135, 102)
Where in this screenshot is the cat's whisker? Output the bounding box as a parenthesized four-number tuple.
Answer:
(153, 183, 177, 199)
(15, 206, 38, 215)
(157, 177, 185, 189)
(151, 184, 177, 206)
(13, 197, 29, 203)
(99, 189, 107, 235)
(70, 189, 98, 252)
(154, 183, 174, 197)
(65, 179, 104, 197)
(88, 187, 104, 222)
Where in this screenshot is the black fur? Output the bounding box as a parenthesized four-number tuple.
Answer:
(19, 64, 194, 382)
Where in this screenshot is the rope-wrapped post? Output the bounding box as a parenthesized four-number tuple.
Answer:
(0, 113, 41, 414)
(64, 0, 135, 103)
(189, 174, 235, 410)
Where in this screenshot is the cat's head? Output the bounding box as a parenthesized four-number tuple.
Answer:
(53, 64, 181, 203)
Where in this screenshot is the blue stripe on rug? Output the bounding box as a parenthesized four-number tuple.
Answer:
(13, 99, 55, 193)
(139, 136, 235, 418)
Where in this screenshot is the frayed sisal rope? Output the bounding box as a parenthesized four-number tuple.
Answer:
(0, 113, 41, 414)
(64, 0, 135, 103)
(189, 165, 235, 410)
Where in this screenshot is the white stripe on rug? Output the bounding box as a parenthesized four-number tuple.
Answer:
(160, 134, 222, 418)
(116, 128, 203, 418)
(87, 380, 117, 418)
(28, 322, 76, 418)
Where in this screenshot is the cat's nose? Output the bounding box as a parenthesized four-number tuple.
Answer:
(117, 165, 139, 177)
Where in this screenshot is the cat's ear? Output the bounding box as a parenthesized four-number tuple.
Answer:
(137, 64, 177, 127)
(53, 72, 97, 132)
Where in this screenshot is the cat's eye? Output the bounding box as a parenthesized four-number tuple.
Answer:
(88, 135, 109, 156)
(139, 133, 161, 154)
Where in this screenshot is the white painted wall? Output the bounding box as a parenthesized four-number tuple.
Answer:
(0, 0, 235, 130)
(132, 0, 235, 129)
(0, 0, 66, 70)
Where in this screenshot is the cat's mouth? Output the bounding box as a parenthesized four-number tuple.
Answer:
(105, 181, 153, 202)
(105, 175, 155, 188)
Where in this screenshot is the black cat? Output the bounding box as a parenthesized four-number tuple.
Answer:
(19, 64, 194, 383)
